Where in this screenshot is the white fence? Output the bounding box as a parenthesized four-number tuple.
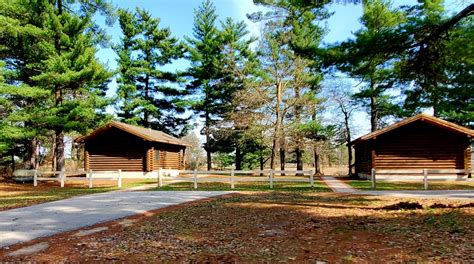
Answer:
(370, 168, 468, 190)
(158, 170, 314, 189)
(33, 169, 124, 188)
(32, 169, 315, 190)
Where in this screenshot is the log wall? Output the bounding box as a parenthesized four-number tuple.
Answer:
(152, 143, 185, 170)
(354, 121, 471, 175)
(85, 127, 146, 171)
(84, 127, 187, 172)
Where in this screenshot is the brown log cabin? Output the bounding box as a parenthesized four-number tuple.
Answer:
(75, 121, 188, 172)
(351, 114, 474, 177)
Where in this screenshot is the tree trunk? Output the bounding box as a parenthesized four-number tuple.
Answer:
(53, 0, 64, 173)
(260, 149, 264, 174)
(51, 135, 56, 171)
(144, 73, 150, 127)
(11, 146, 15, 173)
(29, 138, 39, 169)
(296, 147, 303, 171)
(342, 106, 352, 176)
(279, 132, 285, 175)
(370, 95, 378, 132)
(294, 87, 303, 174)
(369, 73, 378, 132)
(270, 81, 282, 170)
(55, 130, 65, 172)
(235, 145, 242, 170)
(205, 109, 212, 171)
(313, 144, 320, 175)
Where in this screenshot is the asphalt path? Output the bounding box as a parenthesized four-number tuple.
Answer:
(0, 191, 229, 248)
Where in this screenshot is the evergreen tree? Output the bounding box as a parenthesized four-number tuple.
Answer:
(0, 1, 55, 170)
(325, 0, 404, 132)
(249, 0, 328, 171)
(395, 1, 473, 127)
(115, 8, 189, 136)
(211, 18, 257, 170)
(186, 0, 225, 170)
(1, 0, 113, 172)
(35, 1, 112, 172)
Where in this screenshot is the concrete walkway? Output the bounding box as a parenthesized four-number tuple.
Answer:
(0, 191, 229, 248)
(322, 176, 474, 200)
(321, 176, 359, 193)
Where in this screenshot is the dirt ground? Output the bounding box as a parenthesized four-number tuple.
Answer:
(1, 192, 472, 263)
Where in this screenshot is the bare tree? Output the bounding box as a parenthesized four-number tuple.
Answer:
(324, 78, 358, 176)
(182, 132, 206, 170)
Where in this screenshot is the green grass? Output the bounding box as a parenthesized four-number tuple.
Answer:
(347, 180, 474, 190)
(151, 180, 330, 192)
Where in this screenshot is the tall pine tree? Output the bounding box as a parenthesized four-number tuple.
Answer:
(186, 0, 225, 170)
(1, 0, 114, 172)
(115, 8, 189, 136)
(325, 0, 405, 132)
(210, 18, 257, 170)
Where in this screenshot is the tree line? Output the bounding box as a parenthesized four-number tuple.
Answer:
(0, 0, 472, 174)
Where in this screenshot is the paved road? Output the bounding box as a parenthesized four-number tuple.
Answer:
(0, 191, 229, 248)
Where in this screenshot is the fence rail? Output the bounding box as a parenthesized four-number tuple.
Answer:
(370, 168, 468, 190)
(159, 169, 314, 189)
(31, 169, 316, 190)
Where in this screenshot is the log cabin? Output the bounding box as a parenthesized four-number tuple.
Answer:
(75, 121, 188, 172)
(351, 114, 474, 178)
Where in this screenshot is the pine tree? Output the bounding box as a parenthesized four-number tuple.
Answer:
(34, 1, 112, 172)
(249, 0, 328, 171)
(115, 8, 189, 136)
(186, 0, 224, 170)
(326, 0, 404, 132)
(0, 1, 55, 170)
(211, 18, 257, 170)
(0, 0, 114, 172)
(396, 1, 473, 127)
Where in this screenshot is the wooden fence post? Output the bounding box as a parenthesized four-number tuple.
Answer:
(118, 169, 122, 188)
(60, 169, 65, 188)
(33, 170, 38, 187)
(269, 170, 274, 189)
(423, 169, 428, 190)
(371, 168, 376, 189)
(193, 169, 197, 189)
(157, 168, 162, 187)
(89, 170, 93, 188)
(230, 169, 235, 189)
(309, 171, 314, 189)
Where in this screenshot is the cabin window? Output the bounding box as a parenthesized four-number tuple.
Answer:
(154, 150, 160, 161)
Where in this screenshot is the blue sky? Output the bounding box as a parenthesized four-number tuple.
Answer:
(97, 0, 366, 71)
(96, 0, 466, 138)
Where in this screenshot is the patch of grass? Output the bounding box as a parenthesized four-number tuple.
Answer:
(347, 180, 474, 190)
(425, 210, 466, 234)
(151, 180, 330, 192)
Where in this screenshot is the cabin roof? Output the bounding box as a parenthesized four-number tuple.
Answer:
(75, 121, 189, 146)
(350, 113, 474, 146)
